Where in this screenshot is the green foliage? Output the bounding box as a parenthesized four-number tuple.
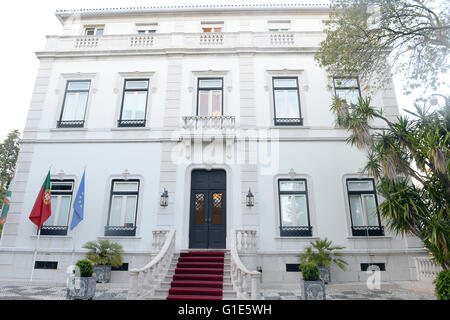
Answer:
(434, 270, 450, 300)
(83, 240, 123, 268)
(298, 238, 348, 270)
(315, 0, 449, 93)
(0, 130, 21, 202)
(330, 95, 450, 270)
(300, 263, 320, 281)
(75, 259, 94, 277)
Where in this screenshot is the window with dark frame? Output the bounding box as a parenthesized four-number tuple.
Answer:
(57, 80, 90, 128)
(272, 77, 303, 126)
(118, 79, 149, 127)
(346, 178, 384, 236)
(85, 26, 104, 36)
(333, 77, 361, 105)
(40, 180, 74, 236)
(278, 179, 312, 237)
(105, 180, 140, 236)
(197, 78, 223, 116)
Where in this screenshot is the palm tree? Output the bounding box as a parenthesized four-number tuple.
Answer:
(299, 238, 348, 270)
(83, 240, 123, 268)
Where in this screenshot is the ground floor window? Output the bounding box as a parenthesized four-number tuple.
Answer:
(105, 180, 139, 236)
(41, 180, 74, 236)
(278, 179, 312, 236)
(347, 179, 384, 236)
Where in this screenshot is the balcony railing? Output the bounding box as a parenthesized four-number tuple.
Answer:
(42, 32, 322, 54)
(280, 226, 312, 237)
(57, 120, 85, 128)
(351, 226, 385, 237)
(117, 119, 146, 127)
(104, 225, 136, 236)
(182, 116, 235, 130)
(40, 226, 68, 236)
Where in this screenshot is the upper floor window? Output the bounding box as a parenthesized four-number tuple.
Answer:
(41, 180, 74, 236)
(201, 22, 223, 33)
(346, 179, 384, 236)
(333, 77, 361, 105)
(136, 24, 157, 34)
(197, 78, 223, 116)
(272, 77, 303, 126)
(105, 180, 140, 236)
(118, 80, 149, 127)
(85, 26, 104, 36)
(268, 21, 291, 32)
(58, 80, 91, 128)
(278, 179, 312, 237)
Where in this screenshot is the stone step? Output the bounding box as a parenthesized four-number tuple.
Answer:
(154, 288, 237, 299)
(160, 281, 233, 291)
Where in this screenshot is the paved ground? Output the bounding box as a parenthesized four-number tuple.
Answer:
(0, 280, 436, 300)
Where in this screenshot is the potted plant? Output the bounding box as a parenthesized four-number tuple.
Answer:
(300, 263, 326, 300)
(67, 259, 96, 300)
(83, 240, 123, 283)
(298, 238, 347, 284)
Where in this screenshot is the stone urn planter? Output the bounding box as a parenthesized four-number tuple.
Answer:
(301, 263, 326, 300)
(67, 260, 96, 300)
(67, 276, 96, 300)
(93, 265, 112, 283)
(318, 266, 331, 284)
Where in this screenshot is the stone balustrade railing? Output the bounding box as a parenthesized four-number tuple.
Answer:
(128, 229, 176, 299)
(230, 229, 261, 300)
(235, 229, 257, 253)
(182, 116, 236, 130)
(41, 32, 323, 55)
(414, 257, 443, 280)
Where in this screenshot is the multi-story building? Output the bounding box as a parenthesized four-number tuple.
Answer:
(0, 2, 427, 297)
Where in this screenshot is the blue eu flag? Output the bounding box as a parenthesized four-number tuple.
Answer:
(70, 170, 85, 230)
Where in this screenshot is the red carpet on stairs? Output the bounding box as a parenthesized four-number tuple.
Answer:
(166, 251, 225, 300)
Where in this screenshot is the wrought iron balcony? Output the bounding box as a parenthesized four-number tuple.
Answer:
(351, 226, 384, 237)
(280, 226, 312, 237)
(104, 225, 136, 237)
(274, 118, 303, 126)
(182, 116, 235, 130)
(40, 226, 68, 236)
(57, 120, 85, 128)
(117, 119, 146, 127)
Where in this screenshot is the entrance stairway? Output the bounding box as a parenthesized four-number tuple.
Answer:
(152, 250, 236, 299)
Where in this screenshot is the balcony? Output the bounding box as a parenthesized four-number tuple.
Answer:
(40, 32, 322, 56)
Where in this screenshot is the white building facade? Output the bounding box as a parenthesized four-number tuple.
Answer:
(0, 2, 427, 290)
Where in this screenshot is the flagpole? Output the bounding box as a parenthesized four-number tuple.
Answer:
(30, 228, 41, 282)
(71, 165, 86, 265)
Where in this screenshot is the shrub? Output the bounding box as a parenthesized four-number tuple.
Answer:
(75, 259, 94, 277)
(83, 240, 123, 268)
(300, 263, 320, 281)
(298, 238, 348, 270)
(434, 270, 450, 300)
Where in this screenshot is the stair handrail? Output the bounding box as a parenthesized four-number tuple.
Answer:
(230, 229, 261, 299)
(128, 229, 176, 299)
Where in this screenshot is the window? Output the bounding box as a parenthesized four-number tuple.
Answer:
(41, 180, 74, 236)
(333, 78, 361, 105)
(136, 24, 157, 34)
(85, 26, 104, 36)
(118, 80, 149, 127)
(201, 22, 223, 33)
(268, 21, 291, 32)
(346, 179, 384, 236)
(105, 180, 140, 236)
(57, 80, 90, 128)
(278, 179, 312, 236)
(197, 78, 223, 116)
(272, 77, 302, 126)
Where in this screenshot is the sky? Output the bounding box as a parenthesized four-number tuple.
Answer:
(0, 0, 446, 141)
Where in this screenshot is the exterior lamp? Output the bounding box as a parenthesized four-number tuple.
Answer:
(160, 189, 168, 207)
(246, 188, 254, 207)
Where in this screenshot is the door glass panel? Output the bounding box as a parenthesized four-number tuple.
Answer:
(124, 196, 137, 226)
(294, 195, 308, 226)
(198, 91, 209, 115)
(212, 193, 223, 224)
(279, 181, 305, 192)
(194, 193, 205, 225)
(349, 195, 364, 226)
(347, 180, 374, 191)
(57, 196, 71, 226)
(274, 79, 297, 88)
(363, 195, 378, 226)
(110, 196, 122, 226)
(280, 195, 294, 226)
(211, 91, 222, 116)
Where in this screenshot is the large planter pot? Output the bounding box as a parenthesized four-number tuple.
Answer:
(93, 265, 112, 283)
(318, 266, 331, 284)
(66, 277, 96, 300)
(303, 280, 326, 300)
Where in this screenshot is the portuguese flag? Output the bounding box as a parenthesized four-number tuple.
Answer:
(29, 171, 52, 230)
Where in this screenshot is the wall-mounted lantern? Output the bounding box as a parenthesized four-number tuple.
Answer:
(246, 188, 254, 207)
(160, 189, 168, 207)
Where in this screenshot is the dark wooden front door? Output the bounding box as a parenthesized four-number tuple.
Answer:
(189, 170, 226, 249)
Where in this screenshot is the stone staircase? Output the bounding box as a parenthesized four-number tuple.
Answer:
(150, 250, 237, 300)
